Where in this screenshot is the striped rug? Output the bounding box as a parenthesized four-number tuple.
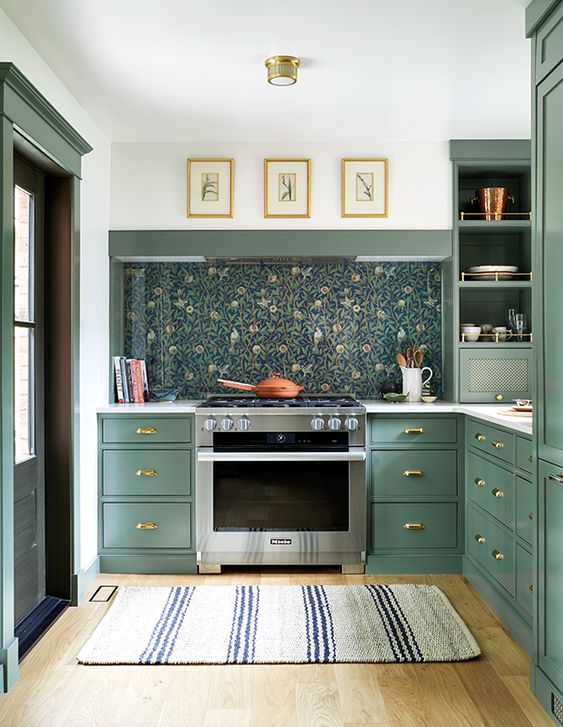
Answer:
(77, 584, 480, 665)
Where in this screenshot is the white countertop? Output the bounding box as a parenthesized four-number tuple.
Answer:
(98, 400, 532, 435)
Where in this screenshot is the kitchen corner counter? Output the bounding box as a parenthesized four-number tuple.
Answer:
(361, 400, 533, 436)
(97, 401, 201, 414)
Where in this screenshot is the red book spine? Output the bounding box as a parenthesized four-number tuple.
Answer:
(127, 359, 140, 403)
(134, 360, 145, 403)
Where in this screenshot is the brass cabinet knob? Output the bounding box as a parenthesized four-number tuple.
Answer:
(492, 549, 504, 561)
(136, 468, 158, 477)
(474, 477, 485, 487)
(528, 454, 533, 463)
(403, 469, 424, 477)
(528, 512, 534, 520)
(492, 440, 504, 449)
(474, 533, 486, 544)
(403, 522, 425, 530)
(403, 427, 425, 434)
(475, 433, 486, 442)
(492, 488, 504, 498)
(136, 426, 158, 435)
(528, 584, 534, 593)
(136, 521, 158, 530)
(495, 394, 503, 401)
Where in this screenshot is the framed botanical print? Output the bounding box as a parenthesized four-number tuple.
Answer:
(187, 158, 234, 218)
(264, 159, 310, 218)
(341, 158, 388, 218)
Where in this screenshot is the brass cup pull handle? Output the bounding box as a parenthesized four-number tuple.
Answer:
(528, 584, 534, 593)
(528, 512, 533, 520)
(475, 433, 486, 442)
(403, 470, 424, 477)
(492, 549, 504, 561)
(136, 521, 158, 530)
(474, 533, 486, 544)
(492, 440, 504, 449)
(548, 472, 563, 485)
(403, 427, 425, 434)
(136, 426, 158, 435)
(474, 478, 485, 487)
(492, 488, 504, 498)
(403, 522, 425, 530)
(136, 468, 158, 477)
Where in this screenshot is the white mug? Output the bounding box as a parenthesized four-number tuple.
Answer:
(401, 366, 433, 402)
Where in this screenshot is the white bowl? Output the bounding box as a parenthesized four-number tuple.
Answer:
(461, 326, 481, 333)
(461, 326, 481, 342)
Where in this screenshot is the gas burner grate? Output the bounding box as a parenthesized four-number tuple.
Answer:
(199, 394, 362, 409)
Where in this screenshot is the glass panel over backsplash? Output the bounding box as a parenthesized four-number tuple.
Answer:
(123, 261, 442, 398)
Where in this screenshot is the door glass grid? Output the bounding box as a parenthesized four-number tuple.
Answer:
(14, 184, 35, 462)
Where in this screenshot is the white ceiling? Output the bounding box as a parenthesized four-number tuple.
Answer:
(1, 0, 532, 142)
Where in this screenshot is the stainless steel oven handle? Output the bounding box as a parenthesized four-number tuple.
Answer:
(197, 449, 366, 462)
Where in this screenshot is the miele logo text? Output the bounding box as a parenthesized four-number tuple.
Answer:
(270, 538, 292, 545)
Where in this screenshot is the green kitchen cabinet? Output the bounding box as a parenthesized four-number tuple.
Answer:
(459, 348, 532, 404)
(98, 413, 196, 573)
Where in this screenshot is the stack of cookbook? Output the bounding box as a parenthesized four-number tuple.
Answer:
(113, 356, 149, 403)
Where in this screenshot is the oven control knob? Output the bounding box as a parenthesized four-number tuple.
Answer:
(311, 415, 325, 431)
(203, 415, 217, 431)
(327, 415, 342, 431)
(237, 415, 251, 432)
(344, 416, 359, 432)
(220, 415, 234, 431)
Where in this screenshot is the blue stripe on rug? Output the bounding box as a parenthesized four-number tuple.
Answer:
(311, 586, 330, 663)
(301, 586, 313, 662)
(377, 586, 417, 661)
(382, 585, 423, 661)
(365, 584, 406, 661)
(160, 586, 195, 663)
(226, 585, 240, 663)
(250, 586, 260, 661)
(318, 585, 336, 662)
(139, 587, 175, 664)
(154, 587, 191, 663)
(140, 587, 185, 664)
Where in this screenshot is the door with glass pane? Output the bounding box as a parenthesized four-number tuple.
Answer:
(13, 156, 45, 626)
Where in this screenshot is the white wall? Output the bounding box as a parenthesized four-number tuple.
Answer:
(110, 141, 452, 230)
(0, 8, 110, 571)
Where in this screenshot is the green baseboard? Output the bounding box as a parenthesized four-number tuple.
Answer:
(99, 554, 197, 574)
(463, 555, 533, 655)
(0, 638, 19, 693)
(366, 554, 462, 574)
(530, 662, 562, 725)
(71, 557, 100, 605)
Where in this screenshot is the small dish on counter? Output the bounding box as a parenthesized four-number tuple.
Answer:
(421, 395, 438, 403)
(383, 392, 409, 403)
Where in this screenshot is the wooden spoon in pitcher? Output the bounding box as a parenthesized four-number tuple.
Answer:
(395, 353, 407, 368)
(414, 350, 424, 368)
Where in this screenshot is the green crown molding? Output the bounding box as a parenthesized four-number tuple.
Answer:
(0, 63, 92, 157)
(449, 139, 531, 161)
(526, 0, 561, 36)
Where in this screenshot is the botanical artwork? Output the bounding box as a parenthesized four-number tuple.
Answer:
(356, 172, 374, 201)
(279, 173, 296, 202)
(201, 173, 219, 201)
(123, 261, 442, 399)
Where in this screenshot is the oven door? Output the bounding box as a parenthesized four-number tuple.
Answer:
(196, 449, 366, 566)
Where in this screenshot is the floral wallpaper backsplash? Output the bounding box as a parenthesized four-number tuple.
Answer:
(123, 261, 442, 399)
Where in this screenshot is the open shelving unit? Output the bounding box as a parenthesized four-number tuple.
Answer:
(443, 140, 533, 403)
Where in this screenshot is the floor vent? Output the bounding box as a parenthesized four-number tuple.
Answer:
(553, 692, 563, 725)
(89, 585, 118, 603)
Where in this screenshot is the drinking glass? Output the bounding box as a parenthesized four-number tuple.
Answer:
(515, 313, 528, 342)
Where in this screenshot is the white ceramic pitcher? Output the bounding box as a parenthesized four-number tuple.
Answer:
(400, 366, 433, 403)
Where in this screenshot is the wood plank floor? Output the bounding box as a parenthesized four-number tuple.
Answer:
(0, 571, 552, 727)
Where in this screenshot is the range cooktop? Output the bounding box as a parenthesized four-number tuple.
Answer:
(199, 395, 362, 409)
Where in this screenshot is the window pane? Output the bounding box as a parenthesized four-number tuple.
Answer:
(14, 185, 33, 322)
(14, 326, 34, 462)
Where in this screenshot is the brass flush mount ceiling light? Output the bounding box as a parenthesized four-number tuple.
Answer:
(265, 55, 300, 86)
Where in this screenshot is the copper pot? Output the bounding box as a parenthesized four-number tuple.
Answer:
(218, 373, 304, 399)
(471, 187, 515, 221)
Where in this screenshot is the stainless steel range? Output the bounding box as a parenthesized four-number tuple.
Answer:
(195, 395, 366, 574)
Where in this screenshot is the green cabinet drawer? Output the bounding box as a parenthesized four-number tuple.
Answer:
(371, 503, 457, 550)
(370, 450, 457, 498)
(468, 505, 515, 595)
(516, 437, 533, 474)
(515, 544, 534, 616)
(102, 503, 191, 549)
(466, 418, 515, 465)
(535, 1, 563, 83)
(370, 417, 457, 445)
(459, 348, 532, 404)
(516, 476, 534, 546)
(102, 450, 191, 497)
(466, 450, 514, 529)
(102, 416, 192, 444)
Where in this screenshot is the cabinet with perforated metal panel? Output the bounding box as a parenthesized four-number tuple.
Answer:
(459, 347, 532, 403)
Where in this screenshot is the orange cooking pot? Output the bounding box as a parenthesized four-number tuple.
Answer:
(218, 373, 304, 399)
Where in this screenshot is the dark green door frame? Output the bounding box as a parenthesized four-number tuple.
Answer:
(0, 63, 91, 692)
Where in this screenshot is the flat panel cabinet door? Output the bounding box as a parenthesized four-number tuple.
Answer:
(538, 62, 563, 464)
(538, 462, 563, 688)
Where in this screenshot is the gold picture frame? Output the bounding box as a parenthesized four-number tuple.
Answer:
(264, 158, 310, 218)
(187, 158, 234, 218)
(341, 158, 388, 218)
